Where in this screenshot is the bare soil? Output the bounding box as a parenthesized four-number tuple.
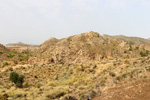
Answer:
(93, 79, 150, 100)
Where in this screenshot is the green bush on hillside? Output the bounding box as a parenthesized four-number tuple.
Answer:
(124, 50, 127, 53)
(9, 72, 24, 88)
(140, 50, 149, 57)
(135, 47, 139, 50)
(7, 54, 15, 58)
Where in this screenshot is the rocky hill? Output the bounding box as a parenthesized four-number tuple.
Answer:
(35, 31, 146, 64)
(103, 34, 150, 45)
(0, 32, 150, 100)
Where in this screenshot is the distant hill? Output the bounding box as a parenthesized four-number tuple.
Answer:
(6, 42, 39, 47)
(6, 42, 29, 47)
(103, 34, 150, 45)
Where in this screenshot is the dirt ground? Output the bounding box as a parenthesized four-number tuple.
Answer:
(93, 79, 150, 100)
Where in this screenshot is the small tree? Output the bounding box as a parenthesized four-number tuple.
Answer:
(9, 72, 24, 88)
(10, 72, 19, 84)
(140, 51, 145, 57)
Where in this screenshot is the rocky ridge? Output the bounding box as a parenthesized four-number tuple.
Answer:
(34, 31, 148, 64)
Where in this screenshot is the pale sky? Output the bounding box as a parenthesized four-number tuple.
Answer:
(0, 0, 150, 45)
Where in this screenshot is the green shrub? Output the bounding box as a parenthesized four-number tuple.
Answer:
(10, 72, 19, 84)
(109, 72, 116, 77)
(124, 51, 127, 53)
(7, 54, 15, 58)
(140, 50, 149, 57)
(19, 59, 23, 61)
(135, 47, 139, 50)
(9, 72, 24, 88)
(0, 52, 3, 54)
(140, 51, 146, 57)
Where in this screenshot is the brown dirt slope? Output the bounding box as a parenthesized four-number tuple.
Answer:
(93, 79, 150, 100)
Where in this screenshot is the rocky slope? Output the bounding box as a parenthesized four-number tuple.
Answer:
(35, 31, 147, 64)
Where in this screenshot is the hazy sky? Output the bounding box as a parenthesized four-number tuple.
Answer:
(0, 0, 150, 45)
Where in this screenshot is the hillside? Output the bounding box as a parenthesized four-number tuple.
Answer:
(0, 44, 9, 53)
(103, 34, 150, 45)
(0, 32, 150, 100)
(0, 43, 28, 65)
(1, 54, 150, 100)
(0, 44, 9, 60)
(35, 31, 147, 64)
